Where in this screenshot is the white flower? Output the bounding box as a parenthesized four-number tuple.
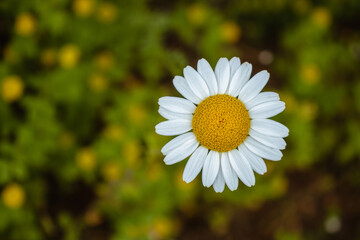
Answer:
(155, 57, 289, 193)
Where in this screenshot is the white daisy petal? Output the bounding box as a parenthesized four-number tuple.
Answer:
(244, 136, 283, 161)
(155, 119, 192, 136)
(158, 106, 193, 120)
(228, 149, 255, 186)
(183, 146, 208, 183)
(161, 132, 196, 155)
(202, 150, 220, 187)
(159, 96, 196, 114)
(249, 101, 285, 119)
(229, 57, 241, 78)
(227, 62, 252, 97)
(215, 58, 230, 94)
(164, 139, 199, 165)
(213, 167, 225, 193)
(249, 128, 286, 150)
(239, 70, 270, 103)
(197, 58, 218, 95)
(251, 119, 289, 137)
(239, 144, 267, 175)
(221, 152, 239, 191)
(183, 66, 210, 99)
(173, 76, 202, 104)
(245, 91, 280, 110)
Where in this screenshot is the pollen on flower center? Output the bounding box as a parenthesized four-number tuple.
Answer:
(192, 94, 250, 152)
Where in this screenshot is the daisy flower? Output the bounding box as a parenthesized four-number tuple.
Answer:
(155, 57, 289, 193)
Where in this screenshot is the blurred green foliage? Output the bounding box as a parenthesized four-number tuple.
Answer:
(0, 0, 360, 239)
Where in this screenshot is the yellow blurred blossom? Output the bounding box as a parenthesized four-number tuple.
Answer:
(95, 51, 114, 70)
(97, 2, 118, 23)
(40, 48, 57, 67)
(14, 13, 36, 36)
(299, 101, 318, 121)
(3, 45, 20, 64)
(59, 132, 75, 149)
(153, 218, 174, 239)
(88, 74, 108, 92)
(124, 140, 141, 167)
(312, 7, 332, 28)
(1, 75, 24, 102)
(101, 161, 122, 181)
(1, 183, 26, 209)
(76, 148, 96, 171)
(221, 21, 241, 44)
(103, 124, 124, 141)
(186, 3, 207, 26)
(127, 104, 147, 124)
(73, 0, 94, 17)
(84, 208, 102, 226)
(58, 44, 81, 69)
(301, 64, 321, 85)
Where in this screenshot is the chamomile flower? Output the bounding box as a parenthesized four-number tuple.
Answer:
(155, 57, 289, 193)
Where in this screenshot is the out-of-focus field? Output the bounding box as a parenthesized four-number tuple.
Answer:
(0, 0, 360, 239)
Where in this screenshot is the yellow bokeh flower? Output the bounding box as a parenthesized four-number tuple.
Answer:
(186, 3, 207, 26)
(124, 140, 141, 167)
(97, 2, 118, 23)
(103, 124, 124, 141)
(76, 148, 96, 171)
(1, 75, 24, 102)
(153, 218, 174, 239)
(40, 48, 57, 67)
(221, 21, 241, 44)
(58, 44, 81, 69)
(73, 0, 94, 17)
(312, 7, 332, 28)
(14, 13, 36, 36)
(94, 51, 114, 70)
(301, 64, 321, 85)
(127, 104, 147, 124)
(88, 74, 108, 93)
(101, 161, 122, 181)
(1, 183, 26, 209)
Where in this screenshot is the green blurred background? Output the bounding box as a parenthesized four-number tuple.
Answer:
(0, 0, 360, 239)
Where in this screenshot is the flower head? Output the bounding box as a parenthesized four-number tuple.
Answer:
(1, 183, 26, 209)
(1, 75, 24, 102)
(155, 57, 289, 192)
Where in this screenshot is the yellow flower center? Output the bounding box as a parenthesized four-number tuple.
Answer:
(192, 94, 250, 152)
